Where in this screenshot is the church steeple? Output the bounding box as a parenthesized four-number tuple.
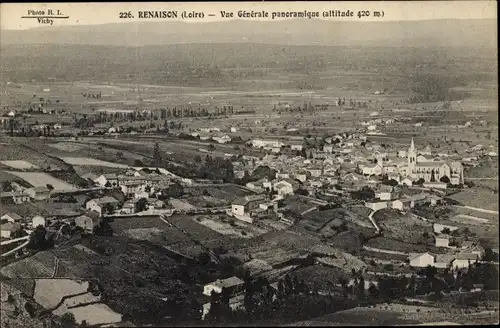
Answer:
(408, 137, 417, 169)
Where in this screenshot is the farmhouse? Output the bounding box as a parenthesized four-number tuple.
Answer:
(249, 139, 284, 149)
(1, 222, 21, 239)
(0, 192, 31, 204)
(26, 186, 51, 201)
(1, 212, 22, 223)
(202, 294, 245, 320)
(231, 195, 266, 217)
(452, 253, 479, 269)
(359, 163, 383, 176)
(434, 254, 456, 269)
(86, 196, 120, 216)
(290, 144, 303, 151)
(120, 181, 145, 197)
(203, 276, 244, 296)
(435, 234, 452, 248)
(409, 252, 435, 268)
(75, 212, 101, 234)
(94, 174, 119, 187)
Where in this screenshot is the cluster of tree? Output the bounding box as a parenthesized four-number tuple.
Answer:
(158, 182, 184, 200)
(350, 186, 375, 201)
(82, 92, 102, 99)
(197, 155, 235, 183)
(237, 166, 276, 185)
(207, 273, 357, 325)
(158, 105, 235, 119)
(27, 226, 54, 251)
(93, 218, 114, 237)
(407, 73, 472, 103)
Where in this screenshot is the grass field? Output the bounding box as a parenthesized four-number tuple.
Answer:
(448, 190, 499, 211)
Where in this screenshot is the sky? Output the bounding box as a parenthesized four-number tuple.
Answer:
(1, 1, 497, 30)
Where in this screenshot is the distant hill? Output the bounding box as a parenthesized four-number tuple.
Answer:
(0, 19, 497, 48)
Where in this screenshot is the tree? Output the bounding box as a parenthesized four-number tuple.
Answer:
(160, 182, 184, 199)
(102, 203, 115, 215)
(135, 198, 148, 213)
(295, 188, 309, 196)
(208, 144, 216, 154)
(439, 175, 450, 184)
(27, 226, 52, 250)
(152, 142, 162, 166)
(60, 312, 77, 328)
(415, 178, 425, 186)
(351, 186, 375, 201)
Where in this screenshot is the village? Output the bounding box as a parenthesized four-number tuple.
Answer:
(1, 112, 498, 326)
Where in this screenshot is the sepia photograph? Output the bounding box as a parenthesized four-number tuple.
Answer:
(0, 1, 498, 326)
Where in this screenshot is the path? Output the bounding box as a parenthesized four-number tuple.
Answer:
(453, 205, 499, 215)
(0, 235, 30, 246)
(301, 206, 318, 216)
(363, 245, 408, 256)
(1, 239, 30, 258)
(368, 210, 381, 233)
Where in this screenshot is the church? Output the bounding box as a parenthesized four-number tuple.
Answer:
(400, 138, 464, 185)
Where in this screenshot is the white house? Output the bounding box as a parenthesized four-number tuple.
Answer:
(435, 234, 451, 248)
(294, 173, 308, 183)
(306, 167, 322, 178)
(120, 181, 145, 198)
(231, 195, 266, 217)
(86, 196, 120, 216)
(26, 186, 51, 201)
(0, 192, 31, 204)
(275, 172, 290, 179)
(1, 222, 21, 239)
(323, 145, 334, 153)
(32, 216, 46, 228)
(409, 252, 435, 267)
(213, 135, 232, 144)
(451, 253, 479, 269)
(203, 276, 244, 296)
(290, 144, 303, 151)
(360, 163, 383, 176)
(75, 213, 101, 234)
(53, 123, 62, 130)
(250, 139, 284, 149)
(274, 182, 294, 196)
(1, 212, 22, 223)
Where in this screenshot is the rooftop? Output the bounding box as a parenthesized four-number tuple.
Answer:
(232, 195, 266, 206)
(208, 276, 244, 289)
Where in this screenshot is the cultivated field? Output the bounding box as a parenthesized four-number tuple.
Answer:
(0, 160, 39, 170)
(59, 157, 129, 168)
(5, 171, 76, 190)
(34, 279, 89, 309)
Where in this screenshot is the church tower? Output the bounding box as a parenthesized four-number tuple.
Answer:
(408, 137, 417, 170)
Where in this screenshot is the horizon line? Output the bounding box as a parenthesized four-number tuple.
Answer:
(0, 16, 496, 31)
